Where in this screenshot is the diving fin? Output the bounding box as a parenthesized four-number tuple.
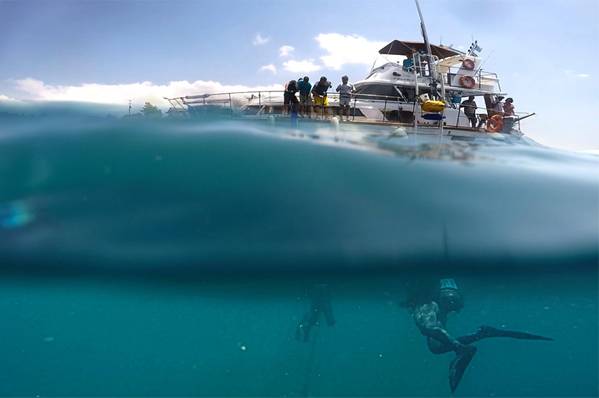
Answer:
(478, 325, 554, 341)
(449, 345, 477, 393)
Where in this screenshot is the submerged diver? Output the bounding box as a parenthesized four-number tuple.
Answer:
(296, 284, 335, 342)
(407, 279, 553, 393)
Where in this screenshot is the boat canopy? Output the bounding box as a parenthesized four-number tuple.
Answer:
(379, 40, 461, 59)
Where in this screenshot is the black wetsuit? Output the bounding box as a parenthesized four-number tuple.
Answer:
(284, 80, 299, 105)
(460, 99, 478, 128)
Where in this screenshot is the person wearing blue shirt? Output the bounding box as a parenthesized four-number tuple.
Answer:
(403, 54, 415, 72)
(297, 76, 312, 118)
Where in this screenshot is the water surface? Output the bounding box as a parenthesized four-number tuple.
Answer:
(0, 105, 597, 396)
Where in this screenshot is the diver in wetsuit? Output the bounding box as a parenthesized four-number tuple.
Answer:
(296, 284, 335, 342)
(410, 279, 553, 393)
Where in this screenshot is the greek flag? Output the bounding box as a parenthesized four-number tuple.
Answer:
(468, 41, 483, 56)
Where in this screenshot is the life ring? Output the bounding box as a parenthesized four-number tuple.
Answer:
(462, 59, 475, 70)
(459, 75, 476, 89)
(486, 114, 503, 132)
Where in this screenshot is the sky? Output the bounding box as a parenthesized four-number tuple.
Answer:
(0, 0, 598, 150)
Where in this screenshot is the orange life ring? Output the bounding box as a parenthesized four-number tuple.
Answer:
(462, 59, 475, 70)
(459, 75, 476, 89)
(486, 114, 504, 132)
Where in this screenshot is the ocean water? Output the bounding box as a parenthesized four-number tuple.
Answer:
(0, 105, 597, 396)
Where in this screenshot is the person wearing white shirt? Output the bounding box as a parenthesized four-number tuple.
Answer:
(336, 75, 354, 121)
(492, 95, 505, 116)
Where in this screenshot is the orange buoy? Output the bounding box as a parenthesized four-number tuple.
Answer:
(462, 59, 475, 70)
(486, 114, 504, 132)
(459, 75, 476, 89)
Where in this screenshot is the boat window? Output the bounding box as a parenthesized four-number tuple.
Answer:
(398, 87, 427, 102)
(393, 86, 407, 102)
(354, 84, 403, 100)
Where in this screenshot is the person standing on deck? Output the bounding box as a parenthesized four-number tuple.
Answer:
(311, 76, 331, 119)
(460, 96, 478, 128)
(492, 95, 505, 116)
(403, 52, 415, 72)
(297, 76, 312, 118)
(503, 97, 515, 116)
(283, 80, 299, 115)
(336, 75, 354, 121)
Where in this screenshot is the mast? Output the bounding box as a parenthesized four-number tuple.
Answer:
(414, 0, 439, 97)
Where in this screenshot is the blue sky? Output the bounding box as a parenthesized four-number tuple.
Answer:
(1, 0, 598, 149)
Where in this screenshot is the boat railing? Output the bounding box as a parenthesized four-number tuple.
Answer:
(440, 65, 501, 92)
(452, 107, 534, 132)
(165, 90, 410, 123)
(165, 90, 533, 131)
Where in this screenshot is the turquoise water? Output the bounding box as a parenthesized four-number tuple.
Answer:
(0, 105, 597, 396)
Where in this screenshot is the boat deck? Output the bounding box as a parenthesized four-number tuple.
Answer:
(165, 90, 529, 138)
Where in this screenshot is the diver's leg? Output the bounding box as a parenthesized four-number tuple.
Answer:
(296, 314, 312, 342)
(454, 330, 484, 345)
(423, 329, 478, 392)
(322, 299, 335, 327)
(297, 304, 321, 342)
(423, 327, 469, 354)
(427, 336, 452, 354)
(296, 312, 310, 341)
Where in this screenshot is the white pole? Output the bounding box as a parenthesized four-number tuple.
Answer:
(414, 0, 435, 81)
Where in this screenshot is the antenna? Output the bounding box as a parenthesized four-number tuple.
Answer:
(414, 0, 433, 64)
(414, 0, 439, 98)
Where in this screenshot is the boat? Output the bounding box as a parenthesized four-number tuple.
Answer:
(164, 0, 535, 143)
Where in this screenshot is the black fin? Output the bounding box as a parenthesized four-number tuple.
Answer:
(479, 325, 554, 341)
(449, 346, 477, 393)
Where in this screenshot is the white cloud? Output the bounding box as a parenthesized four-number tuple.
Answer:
(316, 33, 386, 70)
(564, 70, 591, 79)
(259, 64, 277, 74)
(279, 45, 295, 57)
(0, 94, 20, 103)
(282, 59, 321, 74)
(252, 33, 270, 46)
(13, 78, 283, 107)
